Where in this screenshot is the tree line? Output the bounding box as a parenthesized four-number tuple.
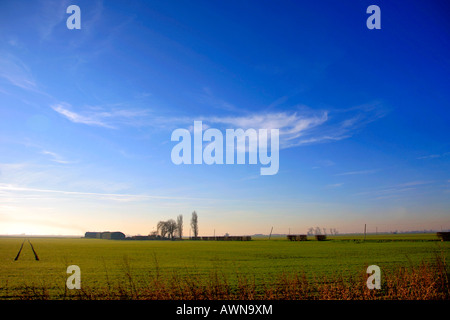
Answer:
(307, 227, 339, 236)
(154, 211, 198, 240)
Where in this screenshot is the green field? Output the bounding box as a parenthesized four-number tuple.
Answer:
(0, 234, 448, 299)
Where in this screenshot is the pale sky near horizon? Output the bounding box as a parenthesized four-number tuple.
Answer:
(0, 0, 449, 236)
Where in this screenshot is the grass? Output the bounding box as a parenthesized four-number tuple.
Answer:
(0, 234, 448, 299)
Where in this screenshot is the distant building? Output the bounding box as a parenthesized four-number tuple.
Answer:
(287, 234, 308, 241)
(85, 232, 102, 239)
(315, 235, 327, 241)
(437, 232, 450, 241)
(84, 231, 125, 240)
(193, 236, 251, 241)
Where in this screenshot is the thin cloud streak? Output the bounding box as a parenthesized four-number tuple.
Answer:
(207, 111, 328, 149)
(417, 152, 449, 160)
(50, 98, 386, 152)
(326, 183, 344, 188)
(0, 53, 38, 92)
(352, 180, 436, 199)
(202, 102, 386, 149)
(51, 104, 114, 128)
(0, 184, 310, 205)
(0, 184, 226, 203)
(51, 103, 151, 129)
(335, 169, 379, 176)
(41, 150, 72, 164)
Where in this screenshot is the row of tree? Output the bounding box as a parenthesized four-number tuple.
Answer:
(307, 227, 339, 236)
(155, 211, 198, 239)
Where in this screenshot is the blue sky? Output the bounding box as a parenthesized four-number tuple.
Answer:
(0, 0, 449, 236)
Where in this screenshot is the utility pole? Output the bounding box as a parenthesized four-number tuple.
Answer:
(268, 226, 273, 240)
(364, 224, 367, 241)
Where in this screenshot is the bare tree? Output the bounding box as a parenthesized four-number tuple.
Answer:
(157, 219, 177, 239)
(315, 226, 322, 235)
(167, 219, 177, 239)
(176, 214, 183, 239)
(191, 211, 198, 239)
(157, 221, 168, 238)
(308, 226, 338, 236)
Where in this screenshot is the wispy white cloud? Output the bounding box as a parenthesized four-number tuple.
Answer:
(37, 0, 71, 41)
(198, 87, 241, 112)
(210, 111, 327, 132)
(335, 169, 379, 176)
(326, 183, 344, 188)
(312, 160, 335, 169)
(198, 102, 387, 149)
(417, 154, 440, 160)
(51, 98, 386, 151)
(51, 103, 150, 129)
(353, 180, 435, 200)
(194, 92, 386, 149)
(41, 150, 72, 164)
(204, 111, 328, 149)
(52, 103, 113, 128)
(417, 152, 449, 160)
(0, 162, 73, 188)
(395, 180, 434, 187)
(0, 53, 37, 92)
(0, 184, 221, 203)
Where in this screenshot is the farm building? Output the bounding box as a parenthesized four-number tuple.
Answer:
(190, 236, 251, 241)
(287, 234, 308, 241)
(84, 232, 102, 239)
(101, 232, 126, 240)
(437, 232, 450, 241)
(126, 235, 163, 240)
(84, 231, 125, 240)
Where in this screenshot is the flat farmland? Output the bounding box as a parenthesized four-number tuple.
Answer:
(0, 235, 448, 299)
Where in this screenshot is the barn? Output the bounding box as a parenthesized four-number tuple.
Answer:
(437, 232, 450, 241)
(101, 231, 125, 240)
(287, 234, 308, 241)
(84, 231, 125, 240)
(315, 235, 327, 241)
(84, 232, 101, 239)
